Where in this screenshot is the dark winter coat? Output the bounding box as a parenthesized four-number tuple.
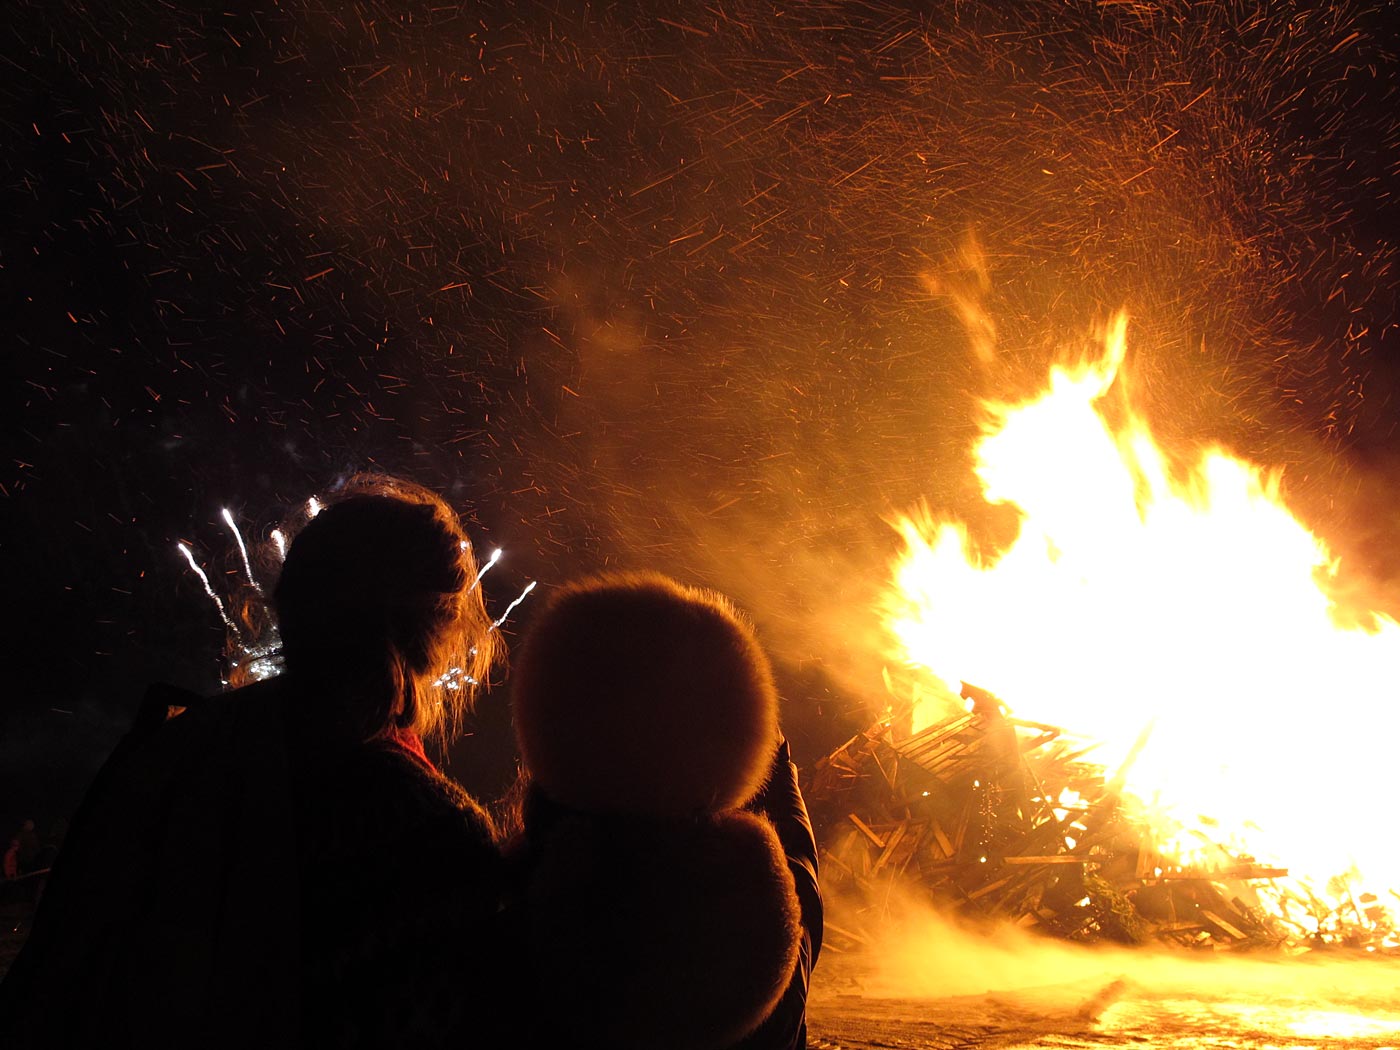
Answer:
(499, 739, 822, 1050)
(731, 738, 822, 1050)
(0, 677, 503, 1050)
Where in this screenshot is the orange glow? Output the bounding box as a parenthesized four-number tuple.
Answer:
(883, 313, 1400, 930)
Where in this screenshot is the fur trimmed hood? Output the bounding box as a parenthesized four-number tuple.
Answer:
(511, 572, 778, 816)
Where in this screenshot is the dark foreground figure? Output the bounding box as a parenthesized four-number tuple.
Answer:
(502, 572, 822, 1050)
(0, 477, 504, 1049)
(0, 484, 819, 1049)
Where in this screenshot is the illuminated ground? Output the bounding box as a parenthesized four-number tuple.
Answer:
(8, 898, 1400, 1046)
(809, 953, 1400, 1049)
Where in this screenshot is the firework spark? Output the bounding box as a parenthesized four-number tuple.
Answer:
(221, 507, 262, 592)
(490, 579, 537, 631)
(177, 542, 238, 635)
(471, 547, 503, 591)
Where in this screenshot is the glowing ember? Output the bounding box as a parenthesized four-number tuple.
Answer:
(883, 313, 1400, 935)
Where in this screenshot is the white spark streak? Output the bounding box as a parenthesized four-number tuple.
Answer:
(471, 548, 503, 591)
(177, 542, 238, 633)
(221, 507, 262, 592)
(491, 580, 537, 631)
(307, 496, 323, 518)
(271, 528, 288, 561)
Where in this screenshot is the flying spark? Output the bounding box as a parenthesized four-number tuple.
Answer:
(471, 547, 503, 591)
(177, 542, 238, 634)
(221, 507, 262, 592)
(490, 579, 537, 631)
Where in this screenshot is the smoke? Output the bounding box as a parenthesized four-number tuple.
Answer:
(458, 0, 1400, 720)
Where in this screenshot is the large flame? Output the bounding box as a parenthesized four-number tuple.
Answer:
(885, 313, 1400, 909)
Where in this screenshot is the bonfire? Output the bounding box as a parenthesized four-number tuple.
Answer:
(811, 314, 1400, 956)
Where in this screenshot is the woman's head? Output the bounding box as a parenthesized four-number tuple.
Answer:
(274, 475, 498, 745)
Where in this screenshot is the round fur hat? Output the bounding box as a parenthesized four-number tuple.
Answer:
(512, 572, 779, 815)
(524, 809, 801, 1050)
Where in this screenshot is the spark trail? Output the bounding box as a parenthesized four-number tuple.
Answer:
(491, 580, 537, 631)
(471, 548, 503, 592)
(221, 507, 262, 592)
(177, 543, 238, 635)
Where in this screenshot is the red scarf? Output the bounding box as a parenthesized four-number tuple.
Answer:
(382, 725, 437, 773)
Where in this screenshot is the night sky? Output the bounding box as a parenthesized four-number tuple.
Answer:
(3, 1, 1397, 826)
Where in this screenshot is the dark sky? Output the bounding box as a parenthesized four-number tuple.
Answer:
(3, 0, 1397, 821)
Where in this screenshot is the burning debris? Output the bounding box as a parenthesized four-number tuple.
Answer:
(808, 677, 1400, 955)
(847, 308, 1400, 965)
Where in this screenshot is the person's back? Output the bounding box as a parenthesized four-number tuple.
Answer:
(0, 680, 299, 1048)
(501, 572, 821, 1050)
(287, 714, 502, 1048)
(0, 476, 505, 1050)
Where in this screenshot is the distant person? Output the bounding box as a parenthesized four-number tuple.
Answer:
(1, 835, 18, 881)
(13, 820, 40, 873)
(498, 572, 822, 1050)
(0, 476, 504, 1049)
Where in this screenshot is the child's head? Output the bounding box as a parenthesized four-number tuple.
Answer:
(512, 572, 778, 816)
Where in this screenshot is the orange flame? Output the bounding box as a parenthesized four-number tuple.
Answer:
(884, 312, 1400, 923)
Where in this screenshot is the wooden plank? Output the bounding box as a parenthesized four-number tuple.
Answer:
(824, 920, 871, 946)
(848, 813, 887, 849)
(872, 823, 908, 874)
(820, 849, 856, 877)
(1200, 910, 1248, 940)
(967, 876, 1013, 900)
(929, 819, 955, 859)
(1157, 865, 1288, 881)
(952, 798, 971, 852)
(1002, 855, 1085, 865)
(871, 749, 898, 791)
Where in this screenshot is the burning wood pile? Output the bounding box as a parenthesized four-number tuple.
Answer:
(805, 682, 1344, 953)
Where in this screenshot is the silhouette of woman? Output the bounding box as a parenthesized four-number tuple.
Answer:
(0, 476, 503, 1050)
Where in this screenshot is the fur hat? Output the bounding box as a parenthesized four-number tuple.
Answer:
(512, 572, 779, 815)
(524, 809, 801, 1050)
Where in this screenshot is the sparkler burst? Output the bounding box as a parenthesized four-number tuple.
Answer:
(177, 504, 531, 690)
